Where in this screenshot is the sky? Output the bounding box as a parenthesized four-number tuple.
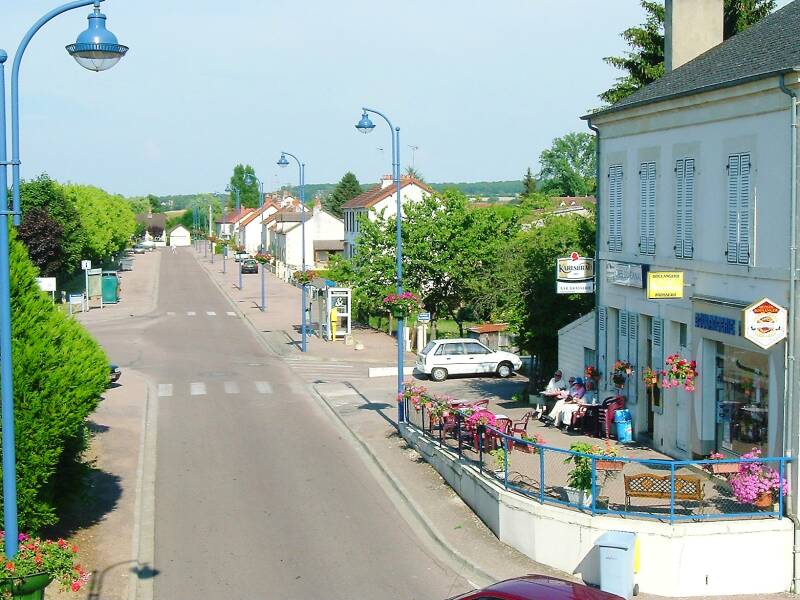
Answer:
(0, 0, 793, 196)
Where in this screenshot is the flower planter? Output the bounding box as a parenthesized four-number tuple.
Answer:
(710, 462, 740, 475)
(0, 573, 52, 600)
(596, 460, 624, 472)
(612, 374, 626, 388)
(564, 487, 593, 508)
(754, 492, 773, 508)
(389, 307, 408, 320)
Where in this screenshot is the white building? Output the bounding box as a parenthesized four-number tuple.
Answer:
(271, 201, 344, 277)
(215, 208, 254, 241)
(239, 200, 279, 255)
(167, 225, 191, 247)
(341, 175, 433, 258)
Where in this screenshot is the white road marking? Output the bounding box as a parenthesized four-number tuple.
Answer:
(206, 311, 216, 316)
(187, 311, 196, 316)
(190, 382, 206, 396)
(255, 381, 273, 394)
(224, 381, 240, 394)
(226, 311, 236, 317)
(157, 384, 173, 397)
(167, 311, 176, 316)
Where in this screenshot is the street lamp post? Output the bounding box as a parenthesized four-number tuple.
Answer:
(355, 108, 405, 422)
(277, 152, 307, 353)
(245, 173, 267, 312)
(0, 0, 127, 557)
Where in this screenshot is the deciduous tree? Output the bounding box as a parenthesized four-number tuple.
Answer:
(537, 133, 596, 197)
(18, 207, 64, 277)
(229, 164, 260, 209)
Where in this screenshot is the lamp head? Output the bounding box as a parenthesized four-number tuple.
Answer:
(66, 6, 128, 72)
(355, 112, 375, 134)
(277, 154, 290, 168)
(244, 174, 255, 185)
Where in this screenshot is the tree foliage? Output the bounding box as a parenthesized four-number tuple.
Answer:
(18, 207, 64, 277)
(229, 164, 260, 209)
(324, 172, 363, 217)
(63, 184, 135, 262)
(2, 232, 108, 532)
(601, 0, 776, 105)
(522, 167, 537, 198)
(537, 133, 596, 197)
(19, 174, 85, 276)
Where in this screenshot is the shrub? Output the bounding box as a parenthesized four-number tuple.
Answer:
(1, 233, 108, 532)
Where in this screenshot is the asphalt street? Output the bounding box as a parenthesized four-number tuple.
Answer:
(85, 248, 472, 600)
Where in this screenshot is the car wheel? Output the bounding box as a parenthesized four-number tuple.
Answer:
(430, 367, 448, 382)
(497, 362, 513, 378)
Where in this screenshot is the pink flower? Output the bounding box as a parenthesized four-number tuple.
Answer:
(71, 582, 81, 592)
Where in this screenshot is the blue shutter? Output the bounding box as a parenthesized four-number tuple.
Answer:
(639, 165, 648, 253)
(608, 166, 623, 252)
(652, 318, 664, 372)
(727, 155, 740, 263)
(675, 160, 685, 258)
(618, 310, 629, 362)
(598, 307, 607, 382)
(684, 159, 695, 259)
(738, 154, 751, 265)
(628, 313, 639, 405)
(647, 162, 657, 255)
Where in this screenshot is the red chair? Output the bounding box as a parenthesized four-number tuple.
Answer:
(511, 411, 534, 437)
(597, 395, 626, 438)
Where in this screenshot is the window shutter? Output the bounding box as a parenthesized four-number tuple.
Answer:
(647, 162, 657, 255)
(684, 159, 695, 259)
(738, 154, 751, 265)
(639, 166, 648, 253)
(608, 166, 623, 252)
(618, 310, 629, 362)
(727, 155, 740, 263)
(675, 160, 684, 258)
(628, 314, 639, 405)
(651, 318, 664, 372)
(598, 307, 607, 379)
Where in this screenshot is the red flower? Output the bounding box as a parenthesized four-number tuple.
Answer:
(71, 582, 81, 592)
(5, 561, 14, 572)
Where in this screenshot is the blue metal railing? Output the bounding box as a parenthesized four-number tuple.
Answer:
(401, 397, 791, 524)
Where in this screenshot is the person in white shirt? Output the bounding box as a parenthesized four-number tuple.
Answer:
(543, 370, 567, 395)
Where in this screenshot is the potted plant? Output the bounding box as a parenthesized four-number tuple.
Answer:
(706, 451, 740, 476)
(293, 270, 316, 286)
(381, 291, 422, 320)
(563, 442, 595, 507)
(397, 383, 432, 412)
(662, 353, 698, 392)
(254, 253, 271, 264)
(517, 432, 544, 454)
(612, 360, 633, 388)
(490, 447, 511, 478)
(584, 365, 601, 385)
(729, 448, 788, 508)
(594, 440, 624, 472)
(0, 533, 89, 599)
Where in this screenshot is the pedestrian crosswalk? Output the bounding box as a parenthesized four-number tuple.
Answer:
(160, 310, 239, 318)
(157, 380, 287, 397)
(282, 356, 367, 383)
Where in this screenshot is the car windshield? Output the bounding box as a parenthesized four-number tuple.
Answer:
(420, 341, 435, 355)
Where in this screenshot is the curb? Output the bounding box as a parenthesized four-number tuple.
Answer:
(191, 249, 495, 588)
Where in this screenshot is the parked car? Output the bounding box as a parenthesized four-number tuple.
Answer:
(109, 363, 121, 385)
(416, 338, 522, 382)
(133, 245, 147, 254)
(447, 575, 624, 600)
(240, 258, 259, 274)
(234, 251, 249, 262)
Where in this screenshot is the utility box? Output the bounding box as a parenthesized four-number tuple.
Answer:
(102, 274, 120, 304)
(595, 531, 637, 599)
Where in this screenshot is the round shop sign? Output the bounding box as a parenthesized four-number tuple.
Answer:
(743, 297, 787, 350)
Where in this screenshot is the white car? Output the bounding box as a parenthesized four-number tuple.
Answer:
(416, 338, 522, 382)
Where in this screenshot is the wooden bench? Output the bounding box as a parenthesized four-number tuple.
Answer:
(624, 473, 705, 513)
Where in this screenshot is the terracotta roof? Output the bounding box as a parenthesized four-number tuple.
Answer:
(239, 201, 278, 227)
(341, 177, 433, 210)
(216, 208, 254, 224)
(468, 323, 509, 334)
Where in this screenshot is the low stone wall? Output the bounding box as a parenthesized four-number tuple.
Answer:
(401, 424, 793, 597)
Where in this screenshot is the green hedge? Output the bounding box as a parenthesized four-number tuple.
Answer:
(2, 232, 108, 532)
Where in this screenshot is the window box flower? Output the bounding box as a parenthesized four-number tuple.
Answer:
(382, 292, 422, 319)
(0, 533, 89, 599)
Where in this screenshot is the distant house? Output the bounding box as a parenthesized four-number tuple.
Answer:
(168, 225, 191, 247)
(341, 175, 433, 258)
(272, 200, 344, 278)
(520, 196, 596, 230)
(215, 208, 254, 241)
(239, 200, 280, 255)
(135, 212, 167, 242)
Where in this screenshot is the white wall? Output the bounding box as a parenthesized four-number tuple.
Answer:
(558, 311, 595, 384)
(241, 206, 278, 255)
(168, 226, 191, 247)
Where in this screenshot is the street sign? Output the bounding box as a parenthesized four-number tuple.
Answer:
(743, 298, 787, 349)
(556, 252, 594, 294)
(35, 277, 56, 292)
(418, 312, 431, 323)
(81, 260, 92, 271)
(646, 271, 684, 299)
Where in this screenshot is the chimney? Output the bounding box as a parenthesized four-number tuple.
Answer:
(665, 0, 723, 72)
(380, 174, 393, 189)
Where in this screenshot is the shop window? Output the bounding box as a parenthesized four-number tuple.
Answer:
(679, 322, 688, 348)
(715, 342, 768, 456)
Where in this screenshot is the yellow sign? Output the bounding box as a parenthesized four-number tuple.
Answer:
(647, 271, 684, 299)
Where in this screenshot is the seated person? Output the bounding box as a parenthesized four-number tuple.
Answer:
(542, 377, 584, 426)
(559, 380, 596, 428)
(542, 370, 568, 395)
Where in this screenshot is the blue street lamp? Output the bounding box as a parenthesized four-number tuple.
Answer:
(245, 173, 267, 312)
(0, 0, 127, 557)
(225, 183, 241, 213)
(355, 108, 405, 422)
(277, 151, 307, 353)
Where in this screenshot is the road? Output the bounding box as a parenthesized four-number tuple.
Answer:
(86, 248, 472, 600)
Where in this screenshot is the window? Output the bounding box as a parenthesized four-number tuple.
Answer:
(675, 158, 695, 258)
(421, 341, 436, 355)
(465, 342, 490, 355)
(434, 344, 446, 356)
(639, 162, 656, 255)
(726, 153, 751, 265)
(445, 343, 466, 355)
(608, 165, 623, 252)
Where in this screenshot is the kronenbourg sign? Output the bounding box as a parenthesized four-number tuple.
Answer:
(556, 252, 594, 294)
(743, 298, 787, 350)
